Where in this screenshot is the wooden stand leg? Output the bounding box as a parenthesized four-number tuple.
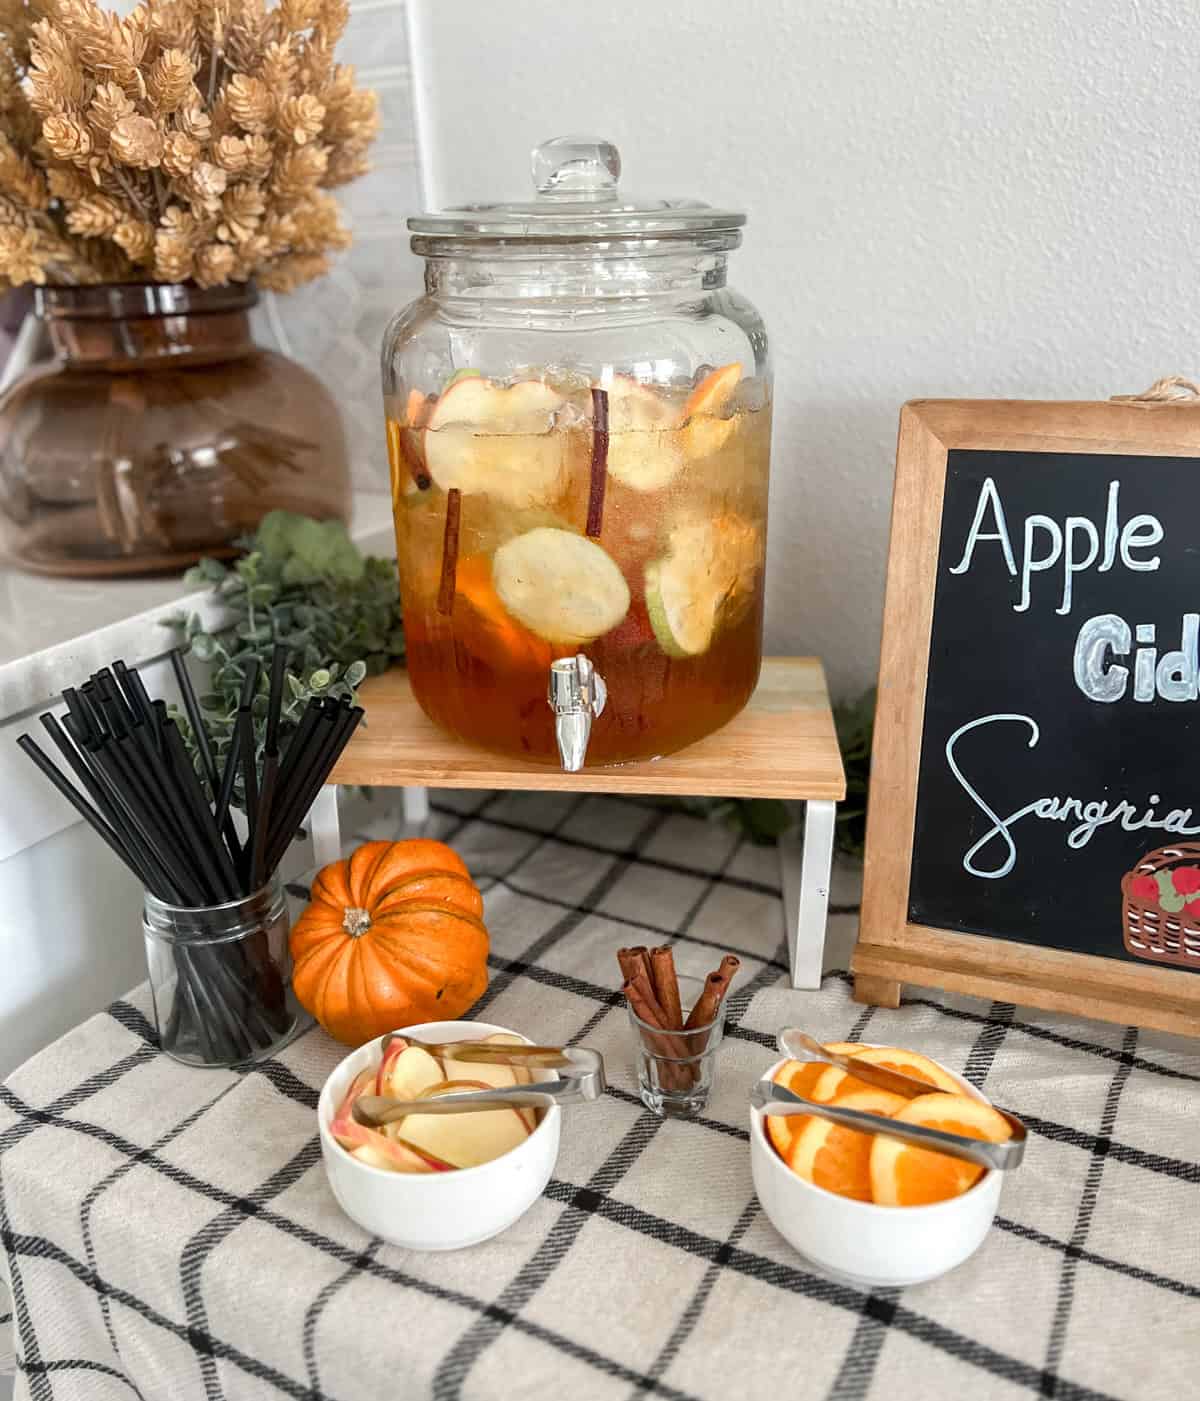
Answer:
(780, 798, 836, 990)
(402, 786, 430, 827)
(308, 784, 342, 869)
(853, 973, 902, 1008)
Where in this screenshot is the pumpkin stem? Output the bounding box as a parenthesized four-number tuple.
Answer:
(343, 907, 371, 937)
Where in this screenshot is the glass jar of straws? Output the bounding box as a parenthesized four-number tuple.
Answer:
(17, 642, 364, 1068)
(144, 878, 295, 1067)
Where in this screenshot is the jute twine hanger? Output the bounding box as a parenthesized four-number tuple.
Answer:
(1111, 375, 1200, 406)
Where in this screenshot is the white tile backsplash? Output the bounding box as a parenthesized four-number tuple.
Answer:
(253, 0, 424, 491)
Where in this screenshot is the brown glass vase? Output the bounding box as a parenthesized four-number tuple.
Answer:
(0, 282, 350, 576)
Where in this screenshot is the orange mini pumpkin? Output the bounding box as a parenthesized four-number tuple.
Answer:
(290, 839, 489, 1045)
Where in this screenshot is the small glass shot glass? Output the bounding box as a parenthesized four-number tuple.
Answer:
(627, 973, 726, 1119)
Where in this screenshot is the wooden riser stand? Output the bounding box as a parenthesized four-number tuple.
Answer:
(309, 657, 847, 989)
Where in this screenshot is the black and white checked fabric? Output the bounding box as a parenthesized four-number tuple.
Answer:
(1, 790, 1198, 1401)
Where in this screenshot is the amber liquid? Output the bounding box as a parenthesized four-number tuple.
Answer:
(389, 387, 770, 766)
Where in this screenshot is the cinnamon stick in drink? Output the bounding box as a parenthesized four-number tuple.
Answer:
(650, 945, 683, 1030)
(436, 488, 462, 616)
(585, 386, 609, 538)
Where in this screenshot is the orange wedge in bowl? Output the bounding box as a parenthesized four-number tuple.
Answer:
(870, 1093, 1013, 1207)
(764, 1043, 866, 1159)
(853, 1046, 964, 1092)
(681, 363, 742, 459)
(810, 1044, 963, 1103)
(787, 1089, 907, 1202)
(765, 1060, 825, 1161)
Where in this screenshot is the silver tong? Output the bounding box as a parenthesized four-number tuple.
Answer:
(750, 1028, 1027, 1173)
(352, 1039, 606, 1127)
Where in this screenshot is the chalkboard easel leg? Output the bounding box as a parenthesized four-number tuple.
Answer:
(853, 973, 902, 1009)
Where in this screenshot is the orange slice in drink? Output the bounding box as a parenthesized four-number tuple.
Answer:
(869, 1093, 1012, 1206)
(454, 555, 552, 672)
(682, 363, 742, 459)
(787, 1089, 906, 1200)
(405, 387, 432, 429)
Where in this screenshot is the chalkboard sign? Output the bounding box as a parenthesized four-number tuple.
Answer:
(856, 398, 1200, 1036)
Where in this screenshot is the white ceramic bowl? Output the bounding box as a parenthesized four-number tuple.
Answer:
(318, 1020, 561, 1251)
(750, 1047, 1003, 1287)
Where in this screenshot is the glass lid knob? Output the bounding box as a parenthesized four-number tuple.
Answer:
(532, 136, 620, 201)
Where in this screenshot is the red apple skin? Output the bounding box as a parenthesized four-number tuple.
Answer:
(374, 1037, 409, 1096)
(329, 1065, 454, 1173)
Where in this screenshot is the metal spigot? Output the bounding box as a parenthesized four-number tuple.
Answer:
(548, 654, 607, 772)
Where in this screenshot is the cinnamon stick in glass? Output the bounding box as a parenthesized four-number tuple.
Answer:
(617, 946, 654, 986)
(684, 971, 727, 1032)
(623, 971, 689, 1090)
(650, 945, 684, 1030)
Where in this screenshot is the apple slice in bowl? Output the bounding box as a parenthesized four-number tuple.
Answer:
(317, 1021, 563, 1251)
(398, 1079, 532, 1169)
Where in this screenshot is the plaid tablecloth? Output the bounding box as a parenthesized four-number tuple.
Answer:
(1, 790, 1198, 1401)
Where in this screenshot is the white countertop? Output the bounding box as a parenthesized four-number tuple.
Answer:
(0, 490, 395, 724)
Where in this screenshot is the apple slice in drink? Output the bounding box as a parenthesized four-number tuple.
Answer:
(424, 376, 569, 509)
(492, 527, 630, 644)
(329, 1070, 453, 1173)
(603, 376, 684, 492)
(645, 513, 763, 657)
(401, 1079, 531, 1169)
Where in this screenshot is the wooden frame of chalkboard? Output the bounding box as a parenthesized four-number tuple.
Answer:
(854, 397, 1200, 1036)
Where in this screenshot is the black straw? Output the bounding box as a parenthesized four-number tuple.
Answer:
(17, 735, 138, 878)
(265, 644, 287, 755)
(238, 705, 258, 885)
(170, 649, 218, 794)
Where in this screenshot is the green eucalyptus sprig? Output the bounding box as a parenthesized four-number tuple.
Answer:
(164, 511, 405, 807)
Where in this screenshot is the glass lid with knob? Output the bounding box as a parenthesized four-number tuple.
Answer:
(408, 135, 746, 242)
(383, 136, 771, 771)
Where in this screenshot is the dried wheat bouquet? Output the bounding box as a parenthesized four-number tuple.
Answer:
(0, 0, 377, 290)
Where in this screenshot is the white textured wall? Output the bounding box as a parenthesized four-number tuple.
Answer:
(409, 0, 1200, 698)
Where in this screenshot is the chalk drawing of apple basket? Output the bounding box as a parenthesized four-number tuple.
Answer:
(1122, 844, 1200, 970)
